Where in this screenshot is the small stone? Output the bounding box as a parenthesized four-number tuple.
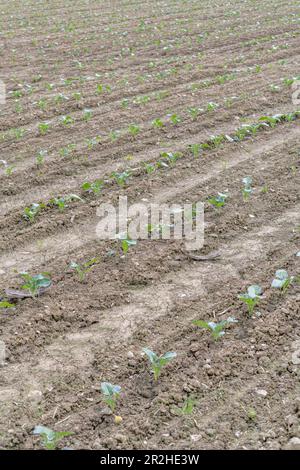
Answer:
(0, 389, 19, 401)
(27, 390, 43, 404)
(90, 201, 98, 207)
(100, 407, 112, 416)
(191, 434, 201, 442)
(189, 343, 200, 353)
(256, 389, 268, 397)
(114, 415, 123, 425)
(0, 340, 6, 365)
(284, 437, 300, 450)
(127, 351, 134, 358)
(291, 350, 300, 365)
(115, 432, 126, 442)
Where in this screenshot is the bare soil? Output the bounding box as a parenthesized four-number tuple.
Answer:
(0, 0, 299, 450)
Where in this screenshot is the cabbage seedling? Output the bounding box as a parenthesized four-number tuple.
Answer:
(33, 426, 72, 450)
(193, 317, 238, 340)
(100, 382, 121, 413)
(208, 192, 228, 208)
(69, 257, 100, 282)
(152, 118, 164, 129)
(189, 143, 201, 158)
(36, 150, 47, 166)
(169, 113, 181, 125)
(111, 170, 131, 187)
(86, 136, 101, 149)
(174, 396, 197, 416)
(143, 162, 156, 174)
(50, 194, 83, 211)
(121, 238, 137, 254)
(60, 115, 74, 126)
(188, 107, 202, 121)
(238, 285, 262, 315)
(207, 101, 219, 111)
(81, 179, 103, 195)
(20, 272, 52, 297)
(83, 108, 92, 121)
(242, 176, 253, 200)
(160, 151, 181, 167)
(143, 348, 177, 381)
(24, 203, 44, 222)
(271, 269, 294, 293)
(128, 124, 140, 136)
(38, 122, 50, 135)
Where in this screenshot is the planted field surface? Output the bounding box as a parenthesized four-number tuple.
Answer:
(0, 0, 299, 450)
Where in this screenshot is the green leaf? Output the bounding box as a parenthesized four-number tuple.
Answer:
(248, 284, 262, 298)
(0, 301, 14, 309)
(274, 269, 288, 280)
(142, 347, 157, 364)
(193, 320, 209, 329)
(33, 425, 55, 441)
(271, 278, 285, 289)
(161, 351, 177, 362)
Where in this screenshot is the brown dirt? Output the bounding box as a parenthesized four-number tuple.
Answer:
(0, 0, 299, 450)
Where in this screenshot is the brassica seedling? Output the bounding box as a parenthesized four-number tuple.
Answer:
(193, 317, 237, 340)
(20, 272, 52, 297)
(81, 179, 103, 195)
(160, 151, 181, 167)
(24, 203, 43, 222)
(152, 118, 164, 128)
(174, 396, 197, 416)
(189, 143, 201, 158)
(111, 170, 131, 187)
(33, 425, 72, 450)
(143, 348, 177, 381)
(207, 101, 219, 111)
(271, 269, 294, 293)
(100, 382, 121, 413)
(169, 113, 181, 125)
(121, 238, 136, 254)
(36, 150, 47, 166)
(86, 136, 101, 149)
(208, 192, 228, 208)
(128, 124, 140, 136)
(50, 194, 83, 211)
(242, 176, 253, 200)
(187, 107, 202, 121)
(83, 109, 92, 121)
(143, 162, 156, 174)
(38, 122, 50, 135)
(60, 115, 74, 126)
(69, 257, 100, 282)
(238, 285, 262, 315)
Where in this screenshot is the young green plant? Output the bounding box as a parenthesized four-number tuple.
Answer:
(238, 285, 262, 316)
(271, 269, 294, 293)
(143, 348, 176, 381)
(33, 426, 72, 450)
(208, 192, 228, 208)
(69, 257, 100, 282)
(193, 317, 238, 340)
(20, 272, 52, 297)
(100, 382, 121, 414)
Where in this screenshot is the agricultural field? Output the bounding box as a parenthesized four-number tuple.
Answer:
(0, 0, 299, 451)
